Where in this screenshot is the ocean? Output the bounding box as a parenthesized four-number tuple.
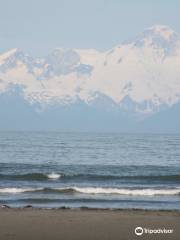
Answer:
(0, 132, 180, 210)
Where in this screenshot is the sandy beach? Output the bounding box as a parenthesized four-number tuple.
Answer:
(0, 208, 179, 240)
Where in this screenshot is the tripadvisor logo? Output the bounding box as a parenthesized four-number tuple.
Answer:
(135, 227, 143, 236)
(135, 226, 173, 236)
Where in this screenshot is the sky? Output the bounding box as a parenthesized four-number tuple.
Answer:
(0, 0, 180, 56)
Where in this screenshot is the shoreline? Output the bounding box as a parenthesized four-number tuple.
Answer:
(1, 204, 180, 212)
(0, 208, 179, 240)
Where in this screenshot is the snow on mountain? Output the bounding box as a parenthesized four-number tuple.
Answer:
(0, 25, 180, 119)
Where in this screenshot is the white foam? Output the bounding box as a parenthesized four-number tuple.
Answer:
(0, 188, 42, 193)
(1, 187, 179, 196)
(47, 173, 61, 180)
(70, 187, 180, 196)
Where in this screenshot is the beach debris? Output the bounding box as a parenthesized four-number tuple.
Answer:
(24, 205, 33, 209)
(1, 204, 10, 209)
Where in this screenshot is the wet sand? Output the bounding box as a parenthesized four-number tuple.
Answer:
(0, 208, 179, 240)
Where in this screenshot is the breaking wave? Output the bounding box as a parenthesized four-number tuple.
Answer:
(0, 187, 180, 196)
(0, 173, 180, 182)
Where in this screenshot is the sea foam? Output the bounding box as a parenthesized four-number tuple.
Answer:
(64, 187, 180, 196)
(0, 187, 179, 196)
(0, 187, 42, 193)
(47, 173, 61, 180)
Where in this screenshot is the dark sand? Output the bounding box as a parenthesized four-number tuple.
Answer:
(0, 208, 179, 240)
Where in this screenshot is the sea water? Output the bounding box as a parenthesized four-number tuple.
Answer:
(0, 132, 179, 209)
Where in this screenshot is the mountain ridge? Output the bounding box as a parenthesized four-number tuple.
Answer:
(0, 25, 180, 132)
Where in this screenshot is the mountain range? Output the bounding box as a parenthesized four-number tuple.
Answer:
(0, 25, 180, 132)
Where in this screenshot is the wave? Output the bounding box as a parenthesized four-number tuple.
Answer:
(0, 173, 180, 182)
(2, 198, 173, 205)
(0, 173, 61, 181)
(0, 188, 43, 193)
(47, 173, 61, 180)
(0, 187, 180, 196)
(70, 187, 180, 196)
(63, 174, 180, 181)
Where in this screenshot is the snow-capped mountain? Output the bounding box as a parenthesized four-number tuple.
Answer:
(0, 25, 180, 131)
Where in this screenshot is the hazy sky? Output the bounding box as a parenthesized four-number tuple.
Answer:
(0, 0, 180, 56)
